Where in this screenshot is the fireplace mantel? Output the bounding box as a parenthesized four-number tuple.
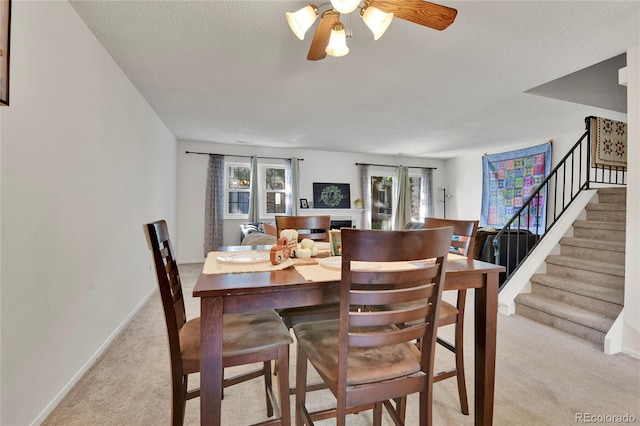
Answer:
(301, 208, 363, 229)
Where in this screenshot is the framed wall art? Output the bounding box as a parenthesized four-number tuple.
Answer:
(0, 0, 10, 106)
(313, 183, 350, 209)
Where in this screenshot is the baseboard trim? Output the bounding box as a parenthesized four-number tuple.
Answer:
(605, 310, 624, 354)
(498, 301, 515, 316)
(30, 286, 157, 425)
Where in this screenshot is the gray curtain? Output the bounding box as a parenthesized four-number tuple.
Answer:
(421, 168, 434, 219)
(358, 164, 371, 229)
(204, 154, 225, 256)
(247, 155, 260, 222)
(285, 158, 300, 216)
(393, 166, 412, 230)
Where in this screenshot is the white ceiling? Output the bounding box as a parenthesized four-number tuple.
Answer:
(70, 1, 639, 159)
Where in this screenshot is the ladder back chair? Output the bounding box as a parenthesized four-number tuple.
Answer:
(424, 217, 479, 416)
(274, 215, 339, 328)
(275, 215, 331, 242)
(144, 220, 293, 426)
(293, 227, 453, 426)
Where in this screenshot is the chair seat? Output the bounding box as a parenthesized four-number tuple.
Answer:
(147, 220, 292, 425)
(293, 319, 422, 386)
(278, 303, 340, 318)
(277, 303, 340, 328)
(437, 300, 459, 326)
(180, 310, 293, 374)
(374, 299, 459, 327)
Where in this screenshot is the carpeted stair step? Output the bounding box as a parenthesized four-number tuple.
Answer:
(597, 187, 627, 204)
(516, 187, 626, 350)
(515, 293, 614, 345)
(545, 255, 624, 289)
(572, 220, 626, 242)
(559, 237, 625, 265)
(530, 274, 623, 319)
(585, 203, 626, 223)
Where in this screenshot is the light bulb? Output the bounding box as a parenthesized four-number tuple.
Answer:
(286, 4, 319, 40)
(325, 22, 349, 57)
(361, 5, 393, 40)
(330, 0, 360, 14)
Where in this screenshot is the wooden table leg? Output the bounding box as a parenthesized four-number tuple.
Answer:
(474, 272, 498, 425)
(200, 296, 223, 425)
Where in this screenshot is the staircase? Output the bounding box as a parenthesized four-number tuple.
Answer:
(515, 187, 626, 346)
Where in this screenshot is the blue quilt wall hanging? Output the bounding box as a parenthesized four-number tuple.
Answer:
(481, 143, 552, 233)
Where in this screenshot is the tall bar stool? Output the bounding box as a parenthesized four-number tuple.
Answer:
(293, 227, 453, 425)
(144, 220, 293, 425)
(424, 217, 479, 415)
(274, 215, 340, 328)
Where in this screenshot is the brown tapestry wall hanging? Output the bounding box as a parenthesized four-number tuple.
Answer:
(590, 117, 627, 169)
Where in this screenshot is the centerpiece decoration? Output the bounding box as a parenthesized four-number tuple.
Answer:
(270, 229, 319, 265)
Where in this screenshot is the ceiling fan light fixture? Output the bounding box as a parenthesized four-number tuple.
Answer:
(361, 5, 393, 40)
(325, 22, 349, 57)
(330, 0, 360, 14)
(286, 4, 319, 40)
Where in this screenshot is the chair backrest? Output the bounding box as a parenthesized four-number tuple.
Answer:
(144, 220, 186, 373)
(275, 215, 331, 242)
(424, 217, 479, 256)
(339, 227, 453, 383)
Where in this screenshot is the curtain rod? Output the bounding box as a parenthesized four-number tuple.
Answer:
(355, 162, 436, 170)
(185, 151, 303, 161)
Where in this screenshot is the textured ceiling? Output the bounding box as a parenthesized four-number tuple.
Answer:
(70, 1, 639, 158)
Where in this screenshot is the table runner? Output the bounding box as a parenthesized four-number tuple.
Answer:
(293, 253, 467, 282)
(203, 250, 295, 274)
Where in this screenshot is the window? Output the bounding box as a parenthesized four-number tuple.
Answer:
(264, 166, 287, 215)
(410, 176, 422, 221)
(370, 171, 424, 229)
(371, 175, 393, 229)
(227, 164, 250, 215)
(224, 161, 289, 219)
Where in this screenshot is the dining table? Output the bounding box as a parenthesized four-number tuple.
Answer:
(193, 244, 504, 425)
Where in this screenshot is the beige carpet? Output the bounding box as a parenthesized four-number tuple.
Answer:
(43, 263, 640, 425)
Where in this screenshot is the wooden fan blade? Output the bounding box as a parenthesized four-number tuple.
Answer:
(371, 0, 457, 30)
(307, 10, 339, 61)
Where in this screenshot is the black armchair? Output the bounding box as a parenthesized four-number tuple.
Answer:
(477, 229, 539, 286)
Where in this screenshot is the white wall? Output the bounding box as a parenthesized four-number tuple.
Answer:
(444, 132, 587, 221)
(623, 46, 639, 357)
(443, 114, 630, 222)
(177, 140, 445, 263)
(445, 97, 637, 357)
(0, 2, 177, 424)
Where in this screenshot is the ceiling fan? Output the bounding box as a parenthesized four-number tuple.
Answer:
(286, 0, 458, 60)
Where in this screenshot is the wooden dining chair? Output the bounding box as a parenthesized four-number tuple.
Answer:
(424, 217, 479, 416)
(144, 220, 293, 426)
(274, 215, 331, 242)
(274, 215, 339, 328)
(293, 227, 453, 425)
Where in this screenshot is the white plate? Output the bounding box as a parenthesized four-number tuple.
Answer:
(216, 252, 270, 264)
(318, 256, 381, 271)
(314, 242, 331, 250)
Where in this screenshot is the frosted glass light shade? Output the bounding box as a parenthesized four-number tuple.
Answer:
(286, 4, 319, 40)
(330, 0, 360, 14)
(325, 22, 349, 57)
(361, 5, 393, 40)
